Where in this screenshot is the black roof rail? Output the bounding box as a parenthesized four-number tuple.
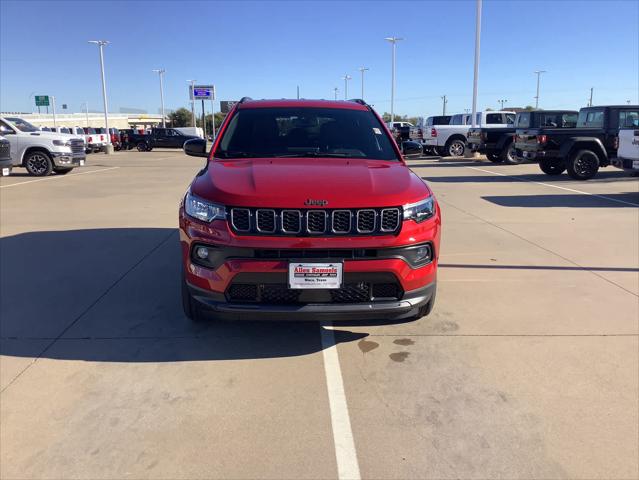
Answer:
(238, 97, 253, 104)
(348, 99, 367, 105)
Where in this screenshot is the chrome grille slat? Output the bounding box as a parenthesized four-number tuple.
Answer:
(256, 209, 276, 233)
(70, 138, 85, 154)
(281, 210, 302, 233)
(380, 208, 401, 232)
(231, 208, 251, 232)
(307, 210, 327, 234)
(356, 209, 376, 233)
(331, 210, 351, 234)
(229, 207, 401, 236)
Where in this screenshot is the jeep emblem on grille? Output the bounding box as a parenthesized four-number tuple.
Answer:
(305, 199, 328, 206)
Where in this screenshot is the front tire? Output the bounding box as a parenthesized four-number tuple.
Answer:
(136, 142, 148, 152)
(54, 167, 74, 175)
(446, 138, 466, 157)
(24, 151, 53, 176)
(539, 157, 566, 176)
(486, 153, 503, 163)
(567, 149, 600, 180)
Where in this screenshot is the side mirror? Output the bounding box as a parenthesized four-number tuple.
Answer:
(402, 141, 422, 157)
(183, 138, 208, 158)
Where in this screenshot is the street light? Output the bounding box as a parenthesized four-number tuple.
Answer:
(534, 70, 546, 109)
(88, 40, 112, 152)
(470, 1, 481, 129)
(186, 80, 197, 127)
(384, 36, 403, 123)
(498, 99, 508, 110)
(333, 87, 339, 100)
(341, 75, 352, 99)
(358, 66, 369, 100)
(153, 68, 166, 128)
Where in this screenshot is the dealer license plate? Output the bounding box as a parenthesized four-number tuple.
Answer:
(288, 262, 343, 289)
(1, 168, 9, 176)
(633, 160, 639, 170)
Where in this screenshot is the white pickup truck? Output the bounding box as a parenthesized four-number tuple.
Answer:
(615, 127, 639, 172)
(0, 116, 86, 176)
(423, 111, 515, 157)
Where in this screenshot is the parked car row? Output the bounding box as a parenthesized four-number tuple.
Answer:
(39, 126, 121, 153)
(408, 104, 639, 179)
(513, 105, 639, 179)
(0, 116, 86, 176)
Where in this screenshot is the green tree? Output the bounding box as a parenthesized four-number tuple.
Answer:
(168, 107, 193, 127)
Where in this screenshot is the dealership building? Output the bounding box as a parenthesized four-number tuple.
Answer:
(0, 112, 166, 129)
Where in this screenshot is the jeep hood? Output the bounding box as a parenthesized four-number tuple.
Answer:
(190, 158, 431, 208)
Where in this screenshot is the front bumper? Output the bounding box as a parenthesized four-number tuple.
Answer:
(51, 151, 86, 167)
(0, 158, 12, 176)
(188, 280, 436, 322)
(180, 206, 441, 321)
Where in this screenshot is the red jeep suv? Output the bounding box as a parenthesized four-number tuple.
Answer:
(179, 98, 441, 322)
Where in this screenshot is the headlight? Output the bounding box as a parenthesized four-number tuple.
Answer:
(403, 197, 435, 223)
(52, 140, 71, 147)
(184, 191, 226, 222)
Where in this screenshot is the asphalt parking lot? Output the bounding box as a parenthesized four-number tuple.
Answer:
(1, 149, 638, 479)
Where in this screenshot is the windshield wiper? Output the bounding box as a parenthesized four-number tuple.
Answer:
(216, 151, 261, 158)
(276, 152, 363, 158)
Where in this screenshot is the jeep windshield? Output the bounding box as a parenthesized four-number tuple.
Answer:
(215, 107, 400, 160)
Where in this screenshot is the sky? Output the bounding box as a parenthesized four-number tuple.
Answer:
(1, 0, 638, 118)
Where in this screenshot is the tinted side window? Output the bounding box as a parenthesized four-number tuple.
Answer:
(505, 114, 515, 125)
(515, 113, 530, 128)
(486, 113, 503, 124)
(450, 115, 462, 125)
(619, 110, 639, 128)
(540, 113, 561, 127)
(577, 109, 605, 128)
(562, 113, 578, 128)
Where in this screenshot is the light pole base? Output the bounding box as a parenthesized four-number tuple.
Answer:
(464, 149, 478, 159)
(103, 144, 115, 155)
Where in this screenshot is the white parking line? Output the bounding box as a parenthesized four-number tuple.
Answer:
(466, 166, 639, 207)
(320, 322, 361, 480)
(0, 167, 120, 189)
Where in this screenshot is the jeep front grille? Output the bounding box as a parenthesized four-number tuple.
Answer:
(228, 207, 402, 236)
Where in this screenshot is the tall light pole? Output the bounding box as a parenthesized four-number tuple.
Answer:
(342, 75, 352, 99)
(88, 40, 112, 152)
(358, 66, 369, 100)
(589, 87, 594, 107)
(534, 70, 546, 109)
(333, 87, 339, 100)
(498, 99, 508, 110)
(187, 79, 197, 127)
(153, 68, 166, 127)
(384, 36, 403, 123)
(471, 2, 481, 129)
(441, 95, 448, 115)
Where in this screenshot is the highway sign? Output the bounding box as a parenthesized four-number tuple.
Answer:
(190, 85, 215, 100)
(35, 95, 49, 107)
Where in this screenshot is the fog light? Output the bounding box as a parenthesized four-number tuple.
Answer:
(195, 246, 209, 259)
(414, 246, 430, 262)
